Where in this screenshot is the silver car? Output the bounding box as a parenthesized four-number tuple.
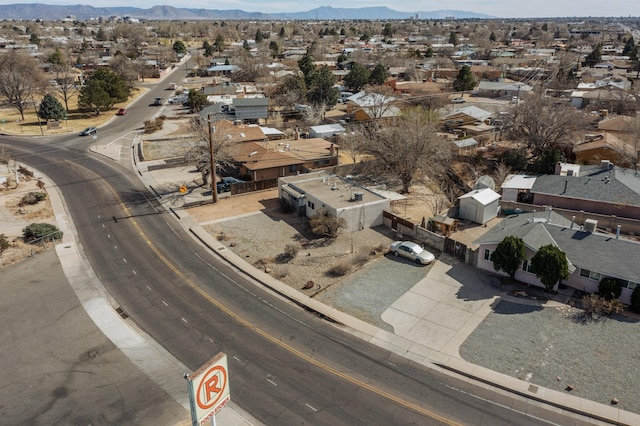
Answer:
(389, 241, 435, 265)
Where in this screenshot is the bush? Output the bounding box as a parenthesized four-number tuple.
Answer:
(327, 260, 352, 276)
(598, 277, 622, 300)
(22, 223, 63, 243)
(581, 293, 623, 319)
(19, 191, 47, 206)
(309, 208, 346, 238)
(275, 243, 300, 263)
(0, 233, 10, 253)
(631, 286, 640, 314)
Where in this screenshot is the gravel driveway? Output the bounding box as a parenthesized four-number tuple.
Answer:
(459, 300, 640, 414)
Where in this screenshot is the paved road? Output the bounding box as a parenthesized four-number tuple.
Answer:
(0, 139, 595, 424)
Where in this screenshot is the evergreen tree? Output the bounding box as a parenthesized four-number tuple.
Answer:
(254, 29, 264, 43)
(623, 36, 635, 56)
(48, 47, 65, 66)
(78, 68, 129, 115)
(38, 94, 66, 121)
(269, 41, 280, 58)
(369, 63, 388, 86)
(584, 44, 602, 67)
(531, 245, 569, 291)
(307, 66, 338, 107)
(278, 27, 286, 38)
(381, 23, 394, 38)
(172, 40, 187, 55)
(489, 31, 496, 42)
(344, 62, 369, 92)
(490, 236, 526, 280)
(453, 65, 476, 92)
(449, 31, 459, 46)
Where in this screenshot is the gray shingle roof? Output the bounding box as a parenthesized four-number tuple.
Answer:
(531, 166, 640, 208)
(475, 211, 640, 283)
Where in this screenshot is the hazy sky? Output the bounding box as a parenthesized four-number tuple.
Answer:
(1, 0, 638, 18)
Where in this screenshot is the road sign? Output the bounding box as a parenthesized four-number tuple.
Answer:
(187, 352, 230, 425)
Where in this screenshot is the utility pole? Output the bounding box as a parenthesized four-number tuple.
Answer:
(208, 114, 217, 203)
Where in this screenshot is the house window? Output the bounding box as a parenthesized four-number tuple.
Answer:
(307, 201, 315, 209)
(579, 268, 601, 281)
(483, 249, 491, 260)
(627, 282, 639, 291)
(522, 259, 535, 273)
(288, 164, 297, 173)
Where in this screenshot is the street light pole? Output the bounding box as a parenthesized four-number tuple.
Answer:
(208, 114, 218, 203)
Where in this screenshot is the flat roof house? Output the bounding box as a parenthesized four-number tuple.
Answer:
(278, 171, 390, 232)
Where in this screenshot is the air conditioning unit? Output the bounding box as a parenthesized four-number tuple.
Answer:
(584, 218, 598, 233)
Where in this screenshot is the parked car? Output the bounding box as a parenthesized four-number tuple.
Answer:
(221, 177, 245, 186)
(79, 126, 98, 136)
(150, 97, 163, 106)
(452, 97, 466, 104)
(216, 182, 230, 193)
(389, 241, 435, 265)
(116, 108, 127, 115)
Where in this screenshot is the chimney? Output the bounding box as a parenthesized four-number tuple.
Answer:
(562, 179, 567, 194)
(570, 216, 575, 229)
(616, 225, 621, 239)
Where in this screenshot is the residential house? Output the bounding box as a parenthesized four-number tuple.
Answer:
(475, 81, 533, 99)
(345, 91, 401, 123)
(309, 124, 346, 139)
(278, 171, 390, 231)
(232, 97, 269, 123)
(475, 210, 640, 304)
(530, 162, 640, 220)
(234, 138, 339, 181)
(573, 133, 638, 168)
(458, 188, 501, 224)
(442, 105, 493, 133)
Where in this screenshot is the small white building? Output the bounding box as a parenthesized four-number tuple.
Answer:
(458, 188, 501, 224)
(500, 174, 538, 202)
(278, 171, 390, 232)
(309, 124, 346, 139)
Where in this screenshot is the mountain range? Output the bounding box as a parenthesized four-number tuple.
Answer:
(0, 4, 494, 20)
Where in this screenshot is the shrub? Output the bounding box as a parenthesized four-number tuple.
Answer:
(598, 277, 622, 300)
(309, 208, 346, 238)
(19, 191, 47, 206)
(581, 293, 623, 319)
(0, 233, 10, 254)
(327, 260, 352, 276)
(22, 223, 63, 243)
(631, 286, 640, 314)
(275, 243, 300, 263)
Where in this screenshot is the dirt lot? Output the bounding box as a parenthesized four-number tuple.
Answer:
(202, 206, 398, 294)
(0, 171, 57, 267)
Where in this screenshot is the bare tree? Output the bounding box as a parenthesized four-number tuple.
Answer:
(183, 118, 236, 188)
(0, 50, 46, 120)
(507, 89, 586, 157)
(361, 85, 397, 124)
(361, 106, 452, 193)
(492, 162, 512, 189)
(337, 128, 366, 164)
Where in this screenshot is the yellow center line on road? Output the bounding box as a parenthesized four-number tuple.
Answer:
(85, 163, 461, 426)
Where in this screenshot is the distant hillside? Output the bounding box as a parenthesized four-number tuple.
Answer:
(272, 6, 494, 20)
(0, 3, 493, 21)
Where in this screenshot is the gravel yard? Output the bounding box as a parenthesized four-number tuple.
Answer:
(459, 300, 640, 414)
(203, 209, 399, 294)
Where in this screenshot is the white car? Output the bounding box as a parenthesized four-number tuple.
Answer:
(389, 241, 435, 265)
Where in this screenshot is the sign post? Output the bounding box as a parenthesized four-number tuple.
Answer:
(186, 352, 230, 426)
